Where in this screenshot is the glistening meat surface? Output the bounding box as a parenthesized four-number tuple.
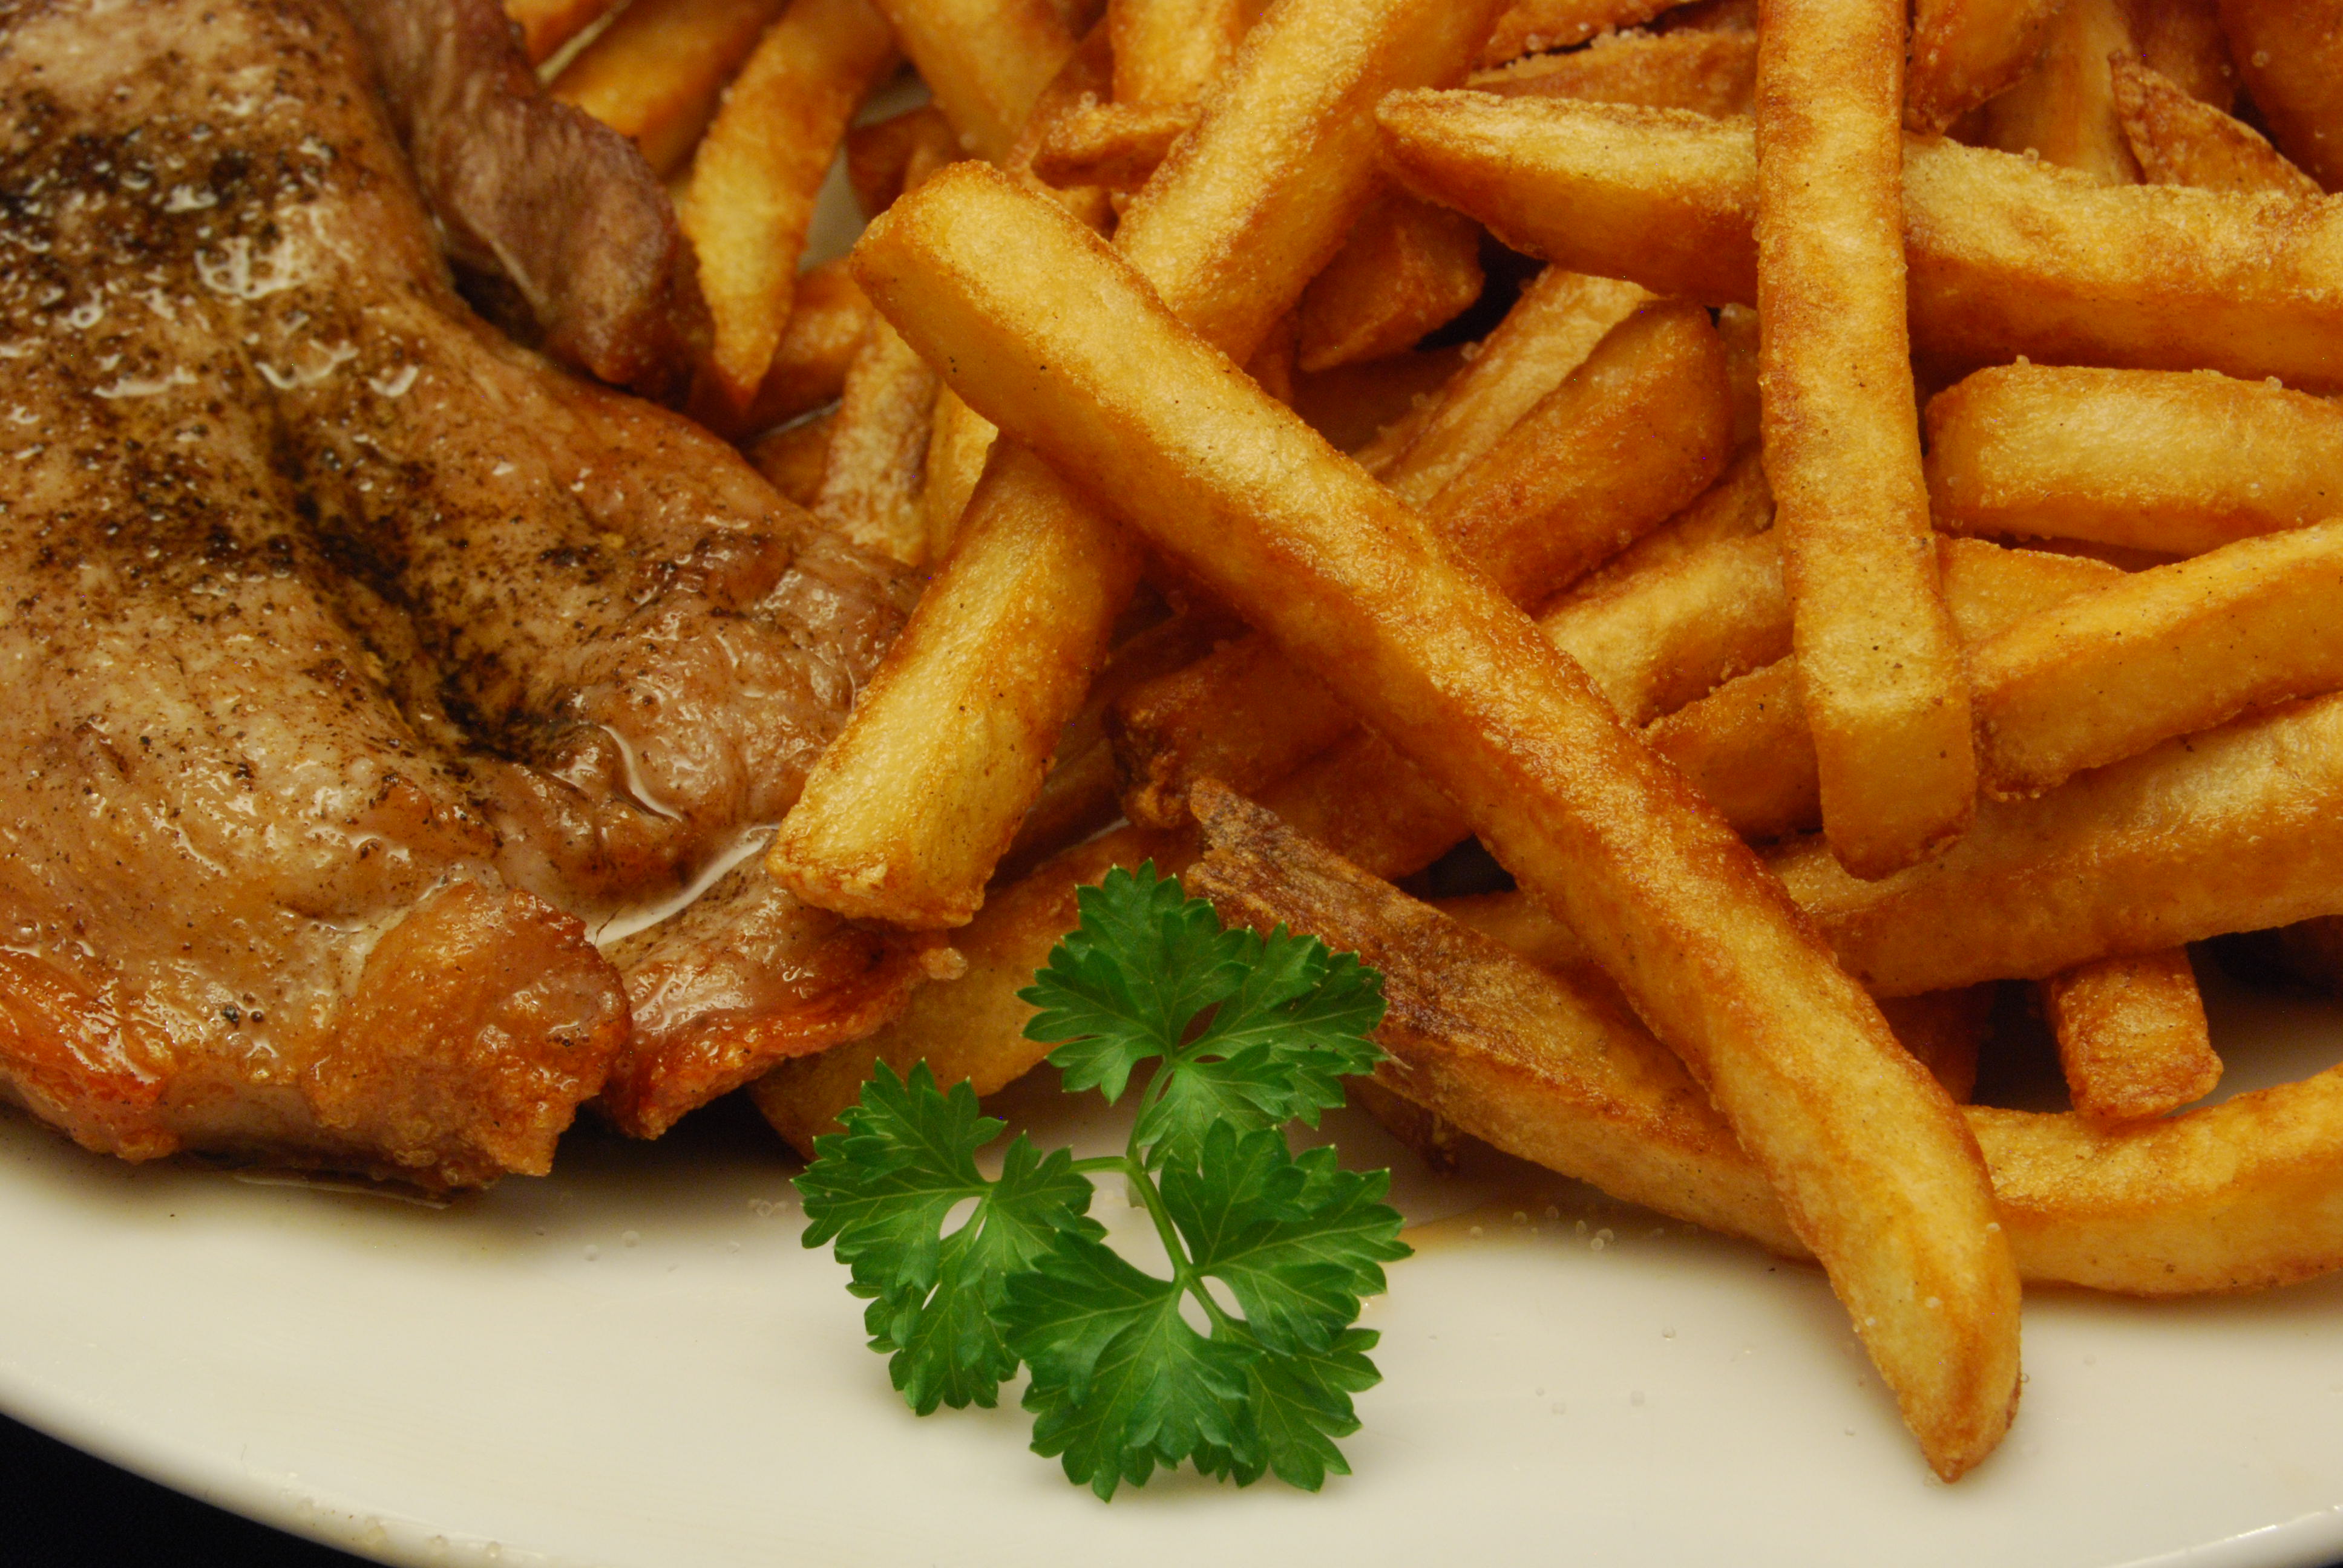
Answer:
(0, 0, 929, 1184)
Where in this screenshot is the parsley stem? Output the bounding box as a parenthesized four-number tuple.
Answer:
(1071, 1151, 1240, 1336)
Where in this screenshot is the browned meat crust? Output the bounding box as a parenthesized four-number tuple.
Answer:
(336, 0, 702, 396)
(0, 0, 926, 1184)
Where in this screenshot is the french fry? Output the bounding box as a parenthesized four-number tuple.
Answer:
(1650, 539, 2122, 840)
(2126, 0, 2234, 106)
(847, 105, 960, 217)
(1876, 988, 1990, 1103)
(1113, 299, 1731, 827)
(917, 387, 997, 558)
(1979, 0, 2140, 183)
(746, 408, 836, 507)
(750, 824, 1189, 1152)
(865, 0, 1078, 163)
(1467, 27, 1758, 117)
(680, 0, 899, 411)
(1556, 443, 1772, 605)
(1905, 0, 2069, 132)
(2214, 0, 2343, 192)
(2111, 56, 2319, 197)
(1289, 345, 1469, 454)
(1755, 0, 1976, 877)
(1108, 0, 1247, 105)
(1030, 99, 1199, 190)
(769, 0, 1515, 928)
(1971, 520, 2343, 795)
(853, 164, 2020, 1478)
(550, 0, 793, 175)
(1480, 0, 1680, 66)
(1373, 92, 2343, 390)
(1716, 299, 1760, 447)
(1295, 192, 1486, 372)
(1190, 788, 2343, 1298)
(505, 0, 623, 65)
(813, 322, 939, 565)
(1924, 364, 2343, 556)
(724, 257, 876, 434)
(1366, 266, 1648, 500)
(2043, 949, 2221, 1123)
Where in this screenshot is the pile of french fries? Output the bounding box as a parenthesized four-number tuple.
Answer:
(510, 0, 2343, 1483)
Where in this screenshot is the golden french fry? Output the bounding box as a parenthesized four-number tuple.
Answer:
(1924, 364, 2343, 556)
(813, 322, 940, 566)
(2215, 0, 2343, 191)
(1717, 299, 1760, 446)
(1480, 0, 1679, 66)
(1374, 91, 2343, 389)
(1030, 99, 1199, 190)
(854, 164, 2020, 1478)
(1556, 444, 1772, 605)
(1972, 520, 2343, 795)
(751, 825, 1188, 1153)
(1192, 789, 2343, 1298)
(847, 106, 961, 217)
(769, 0, 1513, 927)
(550, 0, 793, 175)
(2112, 56, 2316, 195)
(1467, 27, 1757, 117)
(1366, 266, 1648, 500)
(1108, 0, 1247, 105)
(1905, 0, 2069, 132)
(917, 387, 998, 558)
(1113, 300, 1731, 827)
(747, 409, 836, 508)
(1756, 0, 1976, 877)
(1979, 0, 2140, 183)
(680, 0, 898, 410)
(2128, 0, 2235, 106)
(505, 0, 623, 64)
(1296, 192, 1486, 372)
(1289, 345, 1469, 454)
(2043, 949, 2221, 1123)
(866, 0, 1078, 163)
(717, 256, 876, 435)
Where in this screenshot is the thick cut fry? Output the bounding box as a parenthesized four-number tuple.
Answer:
(813, 322, 939, 565)
(865, 0, 1078, 163)
(1109, 0, 1246, 104)
(1755, 0, 1976, 877)
(2043, 949, 2221, 1123)
(747, 409, 836, 507)
(1980, 0, 2140, 183)
(752, 826, 1189, 1153)
(854, 165, 2020, 1478)
(1374, 92, 2343, 390)
(1296, 192, 1486, 372)
(847, 105, 960, 217)
(505, 0, 621, 64)
(550, 0, 793, 175)
(2111, 56, 2318, 196)
(2215, 0, 2343, 192)
(1971, 521, 2343, 794)
(1652, 540, 2121, 840)
(680, 0, 899, 410)
(1775, 689, 2343, 995)
(917, 387, 997, 558)
(1113, 300, 1731, 826)
(1467, 28, 1758, 117)
(1906, 0, 2069, 132)
(1480, 0, 1679, 65)
(769, 0, 1518, 927)
(1366, 267, 1649, 500)
(1030, 99, 1199, 191)
(1193, 791, 2343, 1297)
(705, 257, 873, 435)
(1925, 364, 2343, 555)
(1558, 444, 1773, 605)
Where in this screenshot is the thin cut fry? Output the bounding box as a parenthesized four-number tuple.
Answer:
(747, 409, 836, 507)
(1558, 444, 1773, 605)
(718, 258, 876, 434)
(917, 387, 998, 559)
(853, 164, 2020, 1478)
(770, 0, 1512, 927)
(1905, 0, 2069, 131)
(550, 0, 793, 175)
(1467, 27, 1758, 117)
(2214, 0, 2343, 191)
(1979, 0, 2140, 183)
(1372, 91, 2343, 389)
(2111, 56, 2318, 196)
(680, 0, 899, 410)
(1755, 0, 1976, 876)
(1924, 364, 2343, 556)
(2043, 949, 2221, 1123)
(1296, 192, 1486, 373)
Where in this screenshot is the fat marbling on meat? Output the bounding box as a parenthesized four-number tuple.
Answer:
(0, 0, 935, 1184)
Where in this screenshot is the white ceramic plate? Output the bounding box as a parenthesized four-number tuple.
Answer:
(7, 965, 2343, 1568)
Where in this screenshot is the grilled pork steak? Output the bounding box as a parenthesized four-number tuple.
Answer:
(0, 0, 925, 1183)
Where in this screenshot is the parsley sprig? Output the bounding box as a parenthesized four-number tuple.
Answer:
(798, 864, 1411, 1498)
